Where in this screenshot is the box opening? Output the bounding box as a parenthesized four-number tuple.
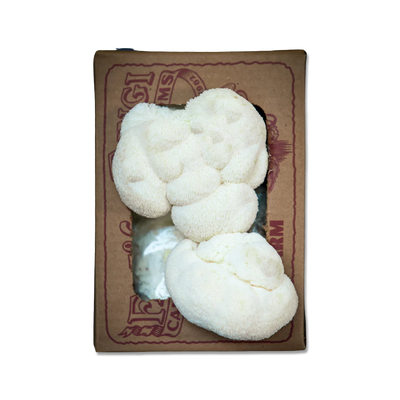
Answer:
(130, 102, 268, 302)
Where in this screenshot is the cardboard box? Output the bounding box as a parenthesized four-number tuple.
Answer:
(94, 49, 306, 351)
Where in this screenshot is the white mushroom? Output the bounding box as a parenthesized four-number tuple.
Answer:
(112, 88, 268, 242)
(165, 232, 298, 341)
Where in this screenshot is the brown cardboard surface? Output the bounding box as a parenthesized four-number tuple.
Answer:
(94, 50, 306, 352)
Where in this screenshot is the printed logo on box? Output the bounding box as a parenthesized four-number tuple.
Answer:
(119, 297, 183, 338)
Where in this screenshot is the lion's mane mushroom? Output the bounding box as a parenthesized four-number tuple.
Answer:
(164, 232, 298, 341)
(112, 88, 268, 242)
